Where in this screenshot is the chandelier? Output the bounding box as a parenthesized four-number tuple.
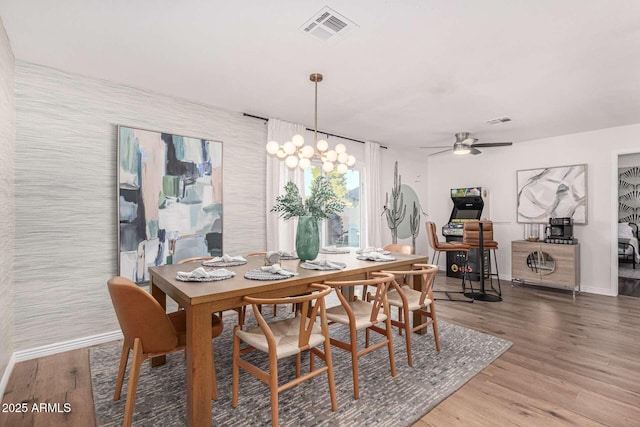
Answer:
(266, 73, 355, 174)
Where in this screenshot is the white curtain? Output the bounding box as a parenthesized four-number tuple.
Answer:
(363, 141, 383, 248)
(266, 118, 306, 252)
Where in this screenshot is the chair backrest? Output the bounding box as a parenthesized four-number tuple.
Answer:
(463, 220, 494, 245)
(324, 273, 395, 323)
(383, 244, 414, 255)
(107, 277, 179, 353)
(426, 221, 441, 250)
(381, 264, 438, 306)
(243, 284, 332, 350)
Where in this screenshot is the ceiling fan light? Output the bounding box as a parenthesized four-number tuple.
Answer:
(453, 142, 470, 155)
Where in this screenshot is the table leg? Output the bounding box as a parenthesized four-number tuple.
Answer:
(150, 279, 167, 367)
(186, 303, 213, 427)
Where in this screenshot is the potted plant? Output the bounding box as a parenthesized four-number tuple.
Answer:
(271, 176, 346, 261)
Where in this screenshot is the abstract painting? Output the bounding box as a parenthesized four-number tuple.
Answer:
(118, 126, 222, 282)
(516, 164, 587, 224)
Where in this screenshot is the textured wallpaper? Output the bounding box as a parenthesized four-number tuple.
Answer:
(0, 20, 15, 375)
(618, 166, 640, 224)
(14, 61, 266, 350)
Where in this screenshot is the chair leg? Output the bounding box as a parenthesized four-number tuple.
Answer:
(398, 307, 404, 336)
(385, 315, 397, 377)
(322, 338, 338, 411)
(365, 328, 370, 348)
(349, 328, 360, 399)
(269, 353, 279, 426)
(232, 327, 240, 408)
(123, 338, 143, 427)
(114, 341, 130, 401)
(296, 353, 301, 378)
(403, 305, 413, 367)
(429, 301, 441, 352)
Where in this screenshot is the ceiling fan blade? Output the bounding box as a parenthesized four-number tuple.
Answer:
(427, 148, 452, 156)
(472, 142, 513, 148)
(419, 145, 450, 149)
(470, 147, 482, 155)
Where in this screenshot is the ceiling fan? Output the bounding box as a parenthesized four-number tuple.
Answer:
(423, 132, 512, 156)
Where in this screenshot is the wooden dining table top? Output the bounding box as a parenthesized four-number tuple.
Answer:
(149, 251, 430, 312)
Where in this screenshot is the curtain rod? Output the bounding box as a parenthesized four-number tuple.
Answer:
(243, 113, 387, 149)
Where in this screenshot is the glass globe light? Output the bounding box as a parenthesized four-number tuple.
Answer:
(266, 140, 280, 155)
(276, 149, 287, 159)
(292, 134, 305, 147)
(301, 145, 315, 159)
(337, 163, 348, 174)
(346, 155, 356, 166)
(338, 152, 349, 164)
(335, 143, 346, 154)
(316, 139, 328, 152)
(326, 150, 338, 162)
(299, 158, 311, 170)
(285, 155, 299, 169)
(322, 161, 334, 172)
(283, 141, 296, 155)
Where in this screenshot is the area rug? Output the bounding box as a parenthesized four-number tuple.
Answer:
(91, 310, 512, 426)
(619, 264, 640, 279)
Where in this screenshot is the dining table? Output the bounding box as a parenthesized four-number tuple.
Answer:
(149, 251, 429, 427)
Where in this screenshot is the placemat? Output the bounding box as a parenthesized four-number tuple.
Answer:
(299, 261, 347, 271)
(202, 260, 247, 267)
(319, 247, 351, 254)
(244, 269, 296, 281)
(176, 267, 236, 282)
(356, 254, 397, 262)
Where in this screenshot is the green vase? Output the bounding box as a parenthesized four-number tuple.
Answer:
(296, 216, 320, 261)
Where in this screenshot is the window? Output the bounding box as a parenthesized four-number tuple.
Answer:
(304, 165, 361, 248)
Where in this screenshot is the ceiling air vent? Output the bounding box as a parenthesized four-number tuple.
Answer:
(300, 6, 358, 43)
(485, 117, 512, 125)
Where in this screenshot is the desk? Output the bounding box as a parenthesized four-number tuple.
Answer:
(149, 252, 428, 427)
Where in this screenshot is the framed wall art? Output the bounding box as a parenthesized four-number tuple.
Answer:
(516, 163, 587, 224)
(118, 125, 223, 282)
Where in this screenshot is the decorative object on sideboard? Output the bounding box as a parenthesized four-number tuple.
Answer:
(271, 176, 346, 261)
(516, 164, 588, 224)
(117, 125, 223, 283)
(265, 73, 356, 174)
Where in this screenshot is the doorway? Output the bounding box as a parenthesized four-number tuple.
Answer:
(617, 153, 640, 297)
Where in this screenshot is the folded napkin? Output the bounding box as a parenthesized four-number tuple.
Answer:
(260, 263, 299, 277)
(319, 245, 351, 254)
(207, 254, 247, 263)
(300, 260, 346, 270)
(356, 252, 396, 262)
(278, 250, 298, 258)
(356, 247, 391, 255)
(176, 267, 236, 280)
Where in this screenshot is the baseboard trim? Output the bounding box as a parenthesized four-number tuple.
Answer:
(0, 353, 16, 398)
(14, 330, 123, 363)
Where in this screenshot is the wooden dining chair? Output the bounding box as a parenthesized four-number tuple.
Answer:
(177, 256, 245, 326)
(383, 243, 414, 255)
(380, 264, 441, 366)
(232, 284, 337, 426)
(107, 277, 223, 427)
(321, 272, 397, 399)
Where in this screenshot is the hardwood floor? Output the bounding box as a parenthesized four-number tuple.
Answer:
(2, 276, 639, 426)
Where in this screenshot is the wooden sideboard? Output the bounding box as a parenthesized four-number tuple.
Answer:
(511, 240, 580, 297)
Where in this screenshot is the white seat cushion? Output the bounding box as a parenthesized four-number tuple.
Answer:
(235, 315, 325, 359)
(325, 299, 387, 330)
(386, 285, 431, 311)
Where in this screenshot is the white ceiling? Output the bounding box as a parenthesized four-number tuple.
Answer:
(1, 0, 639, 151)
